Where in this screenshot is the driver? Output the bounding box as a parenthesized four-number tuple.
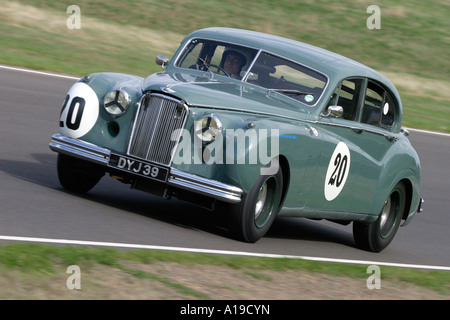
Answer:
(222, 50, 246, 79)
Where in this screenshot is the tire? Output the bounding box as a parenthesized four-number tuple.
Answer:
(228, 165, 283, 243)
(57, 153, 104, 194)
(353, 182, 406, 252)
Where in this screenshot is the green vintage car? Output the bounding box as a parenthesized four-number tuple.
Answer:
(49, 27, 423, 252)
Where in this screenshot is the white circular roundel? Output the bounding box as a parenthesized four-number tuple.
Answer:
(59, 82, 99, 138)
(324, 142, 351, 201)
(383, 102, 389, 115)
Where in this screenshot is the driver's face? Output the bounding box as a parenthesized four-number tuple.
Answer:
(224, 54, 243, 75)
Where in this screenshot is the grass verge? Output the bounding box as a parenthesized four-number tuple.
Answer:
(0, 243, 448, 299)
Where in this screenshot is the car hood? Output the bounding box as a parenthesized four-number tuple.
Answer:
(142, 71, 310, 120)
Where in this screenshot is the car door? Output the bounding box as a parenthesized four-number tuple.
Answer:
(310, 77, 398, 215)
(350, 79, 399, 213)
(306, 77, 367, 213)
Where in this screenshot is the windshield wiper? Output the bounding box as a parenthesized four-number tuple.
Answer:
(200, 58, 213, 76)
(192, 55, 214, 79)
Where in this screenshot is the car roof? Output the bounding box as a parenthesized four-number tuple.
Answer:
(185, 27, 398, 94)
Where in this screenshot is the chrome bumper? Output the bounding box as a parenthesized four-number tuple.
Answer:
(49, 134, 243, 203)
(49, 134, 111, 165)
(417, 198, 424, 213)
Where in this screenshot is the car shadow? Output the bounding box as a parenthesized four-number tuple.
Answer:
(267, 217, 355, 247)
(0, 153, 60, 188)
(0, 153, 230, 237)
(1, 153, 356, 249)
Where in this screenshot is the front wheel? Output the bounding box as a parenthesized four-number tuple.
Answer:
(57, 153, 104, 194)
(228, 166, 283, 243)
(353, 182, 406, 252)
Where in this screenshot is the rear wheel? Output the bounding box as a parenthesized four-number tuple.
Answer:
(228, 166, 283, 243)
(57, 153, 104, 193)
(353, 182, 405, 252)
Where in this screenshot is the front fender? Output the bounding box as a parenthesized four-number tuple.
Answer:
(171, 111, 281, 193)
(222, 122, 281, 193)
(59, 73, 144, 153)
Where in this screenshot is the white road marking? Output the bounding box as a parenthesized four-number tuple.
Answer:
(0, 65, 79, 80)
(404, 127, 450, 137)
(0, 235, 449, 271)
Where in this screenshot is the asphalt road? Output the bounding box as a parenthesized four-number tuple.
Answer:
(1, 66, 449, 268)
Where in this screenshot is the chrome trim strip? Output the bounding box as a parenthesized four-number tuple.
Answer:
(49, 134, 110, 165)
(241, 49, 262, 81)
(168, 168, 243, 203)
(316, 121, 398, 141)
(49, 134, 242, 203)
(127, 94, 146, 155)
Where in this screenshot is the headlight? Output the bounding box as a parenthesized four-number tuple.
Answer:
(194, 114, 222, 143)
(103, 89, 130, 117)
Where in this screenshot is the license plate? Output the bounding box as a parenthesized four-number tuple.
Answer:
(108, 154, 169, 182)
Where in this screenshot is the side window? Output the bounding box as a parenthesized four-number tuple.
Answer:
(248, 52, 327, 105)
(362, 80, 396, 129)
(327, 78, 363, 120)
(362, 81, 383, 126)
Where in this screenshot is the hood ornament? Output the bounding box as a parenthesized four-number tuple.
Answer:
(161, 85, 176, 94)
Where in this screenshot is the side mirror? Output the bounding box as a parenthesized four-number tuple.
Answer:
(400, 127, 410, 136)
(156, 55, 169, 69)
(322, 105, 344, 118)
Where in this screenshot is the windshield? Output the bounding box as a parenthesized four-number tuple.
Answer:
(176, 39, 327, 105)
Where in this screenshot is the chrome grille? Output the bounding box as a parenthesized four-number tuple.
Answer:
(128, 93, 188, 165)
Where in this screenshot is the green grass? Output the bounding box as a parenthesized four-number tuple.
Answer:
(0, 243, 449, 297)
(0, 0, 449, 132)
(402, 95, 450, 132)
(4, 0, 449, 78)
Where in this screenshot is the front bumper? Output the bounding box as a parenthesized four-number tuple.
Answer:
(49, 134, 243, 203)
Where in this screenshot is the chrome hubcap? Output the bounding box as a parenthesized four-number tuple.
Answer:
(254, 177, 278, 229)
(379, 189, 401, 238)
(255, 183, 268, 220)
(380, 197, 391, 230)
